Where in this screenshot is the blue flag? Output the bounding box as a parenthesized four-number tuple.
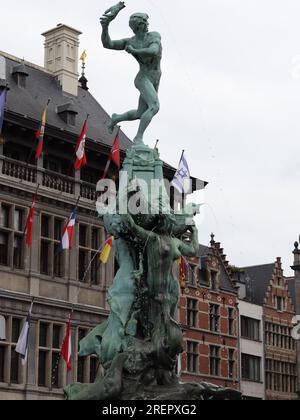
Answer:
(0, 89, 6, 135)
(172, 152, 192, 194)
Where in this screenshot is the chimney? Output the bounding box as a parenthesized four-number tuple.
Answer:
(42, 24, 82, 96)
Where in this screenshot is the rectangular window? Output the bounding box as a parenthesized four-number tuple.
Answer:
(40, 241, 50, 275)
(0, 204, 10, 228)
(41, 215, 50, 238)
(39, 323, 48, 348)
(11, 318, 21, 343)
(0, 232, 9, 266)
(241, 316, 260, 341)
(14, 209, 24, 232)
(211, 271, 218, 291)
(187, 341, 198, 373)
(187, 299, 198, 328)
(90, 357, 99, 383)
(13, 235, 24, 269)
(241, 354, 261, 382)
(79, 250, 88, 282)
(276, 296, 285, 312)
(228, 349, 235, 379)
(52, 325, 61, 349)
(79, 225, 87, 247)
(209, 304, 220, 332)
(10, 349, 19, 384)
(210, 346, 220, 376)
(0, 346, 5, 382)
(228, 308, 235, 336)
(38, 350, 47, 387)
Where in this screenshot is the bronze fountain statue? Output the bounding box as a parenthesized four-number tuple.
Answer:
(64, 2, 242, 401)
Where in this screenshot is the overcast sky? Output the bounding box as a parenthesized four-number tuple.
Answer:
(2, 0, 300, 274)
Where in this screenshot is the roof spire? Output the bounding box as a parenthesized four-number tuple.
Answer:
(79, 49, 88, 91)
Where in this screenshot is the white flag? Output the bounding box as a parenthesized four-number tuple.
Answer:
(16, 301, 33, 366)
(172, 152, 192, 194)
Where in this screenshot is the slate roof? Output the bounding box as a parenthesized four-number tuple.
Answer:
(241, 264, 275, 305)
(287, 277, 296, 307)
(1, 53, 132, 151)
(0, 51, 207, 186)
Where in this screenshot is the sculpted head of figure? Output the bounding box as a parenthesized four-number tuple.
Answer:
(154, 212, 176, 235)
(129, 13, 149, 34)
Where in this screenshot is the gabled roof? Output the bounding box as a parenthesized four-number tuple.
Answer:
(198, 243, 236, 293)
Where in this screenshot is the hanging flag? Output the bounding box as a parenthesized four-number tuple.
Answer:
(16, 300, 34, 366)
(172, 151, 191, 194)
(35, 100, 50, 160)
(178, 256, 187, 289)
(60, 209, 77, 251)
(100, 236, 114, 264)
(74, 118, 88, 171)
(109, 130, 121, 169)
(24, 188, 39, 247)
(61, 317, 72, 372)
(101, 128, 121, 180)
(0, 89, 7, 136)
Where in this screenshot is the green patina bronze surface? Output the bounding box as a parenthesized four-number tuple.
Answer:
(64, 3, 242, 401)
(100, 2, 162, 145)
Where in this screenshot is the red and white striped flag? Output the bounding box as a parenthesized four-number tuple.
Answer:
(61, 317, 72, 372)
(74, 119, 88, 171)
(60, 209, 77, 251)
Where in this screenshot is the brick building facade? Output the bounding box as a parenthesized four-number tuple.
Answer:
(179, 236, 240, 390)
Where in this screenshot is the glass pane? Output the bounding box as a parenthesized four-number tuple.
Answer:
(11, 318, 21, 343)
(39, 323, 48, 347)
(52, 352, 60, 388)
(92, 229, 100, 250)
(38, 351, 47, 387)
(0, 232, 9, 266)
(54, 244, 63, 278)
(90, 358, 99, 383)
(79, 250, 88, 282)
(10, 348, 19, 384)
(13, 235, 23, 269)
(91, 252, 99, 285)
(14, 209, 24, 232)
(0, 346, 5, 382)
(0, 205, 10, 228)
(79, 225, 87, 247)
(52, 325, 61, 349)
(54, 219, 62, 241)
(77, 357, 85, 384)
(41, 215, 50, 238)
(40, 241, 50, 275)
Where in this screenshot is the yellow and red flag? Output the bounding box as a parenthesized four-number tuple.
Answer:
(35, 100, 50, 160)
(100, 236, 114, 264)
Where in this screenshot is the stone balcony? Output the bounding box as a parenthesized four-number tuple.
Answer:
(0, 155, 97, 203)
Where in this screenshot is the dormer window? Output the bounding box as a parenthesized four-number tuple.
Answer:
(57, 103, 78, 126)
(12, 62, 28, 88)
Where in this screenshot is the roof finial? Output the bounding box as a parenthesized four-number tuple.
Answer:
(79, 50, 88, 91)
(211, 233, 215, 244)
